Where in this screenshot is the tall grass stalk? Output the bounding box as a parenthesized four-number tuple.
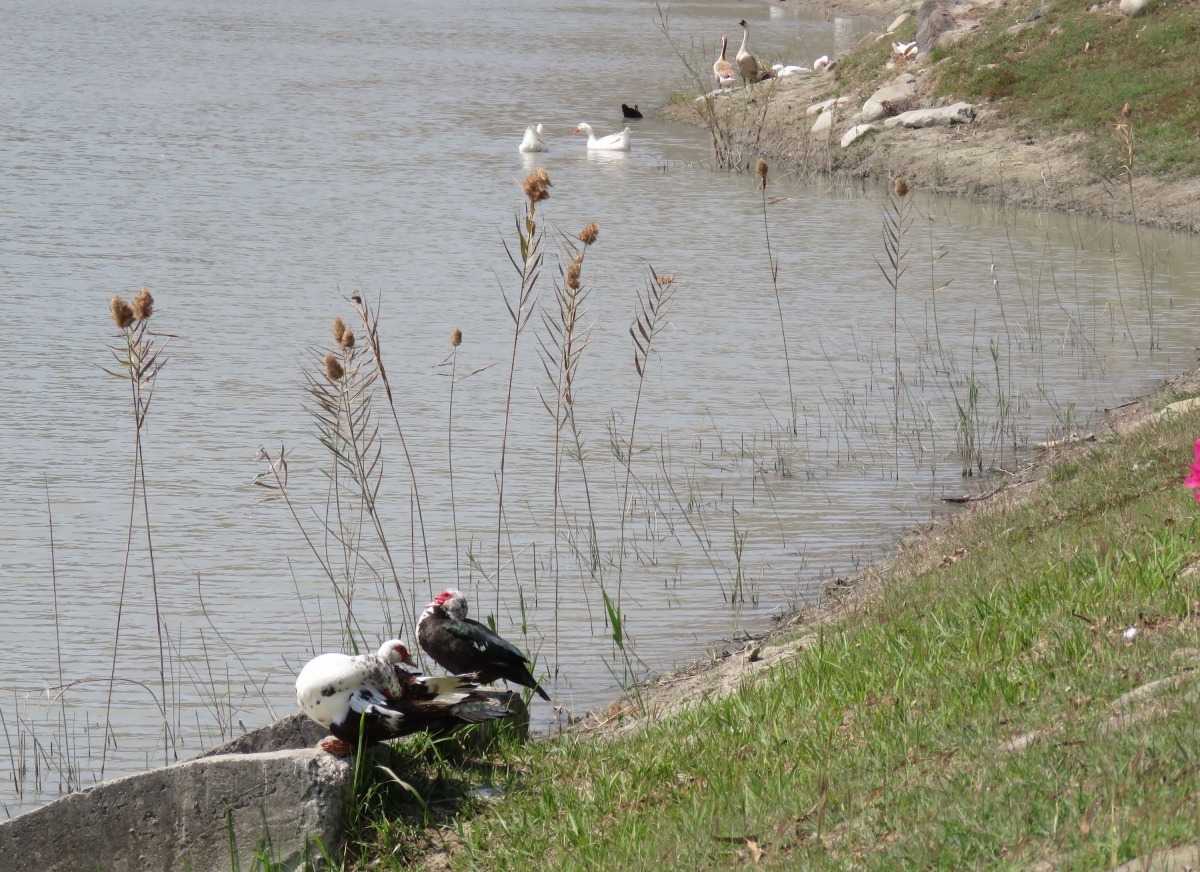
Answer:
(351, 292, 433, 605)
(757, 160, 796, 434)
(493, 169, 548, 615)
(877, 180, 913, 477)
(100, 288, 172, 772)
(537, 223, 601, 653)
(1116, 104, 1154, 351)
(617, 268, 678, 611)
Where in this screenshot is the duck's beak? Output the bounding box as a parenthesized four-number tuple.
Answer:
(573, 127, 581, 134)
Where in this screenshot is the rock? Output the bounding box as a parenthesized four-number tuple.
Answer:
(887, 12, 911, 32)
(1027, 3, 1053, 20)
(883, 102, 977, 129)
(1113, 843, 1199, 872)
(936, 27, 972, 49)
(857, 30, 882, 48)
(1119, 0, 1150, 15)
(0, 749, 351, 872)
(841, 124, 878, 148)
(196, 711, 328, 758)
(811, 110, 833, 134)
(806, 96, 851, 117)
(916, 0, 958, 52)
(861, 76, 917, 122)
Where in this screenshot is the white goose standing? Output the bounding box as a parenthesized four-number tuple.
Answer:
(573, 122, 631, 152)
(519, 123, 547, 154)
(736, 20, 760, 86)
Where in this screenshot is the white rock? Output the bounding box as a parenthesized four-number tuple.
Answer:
(841, 123, 878, 148)
(887, 12, 911, 33)
(1119, 0, 1150, 15)
(882, 102, 977, 129)
(806, 96, 851, 116)
(811, 110, 833, 134)
(861, 76, 917, 122)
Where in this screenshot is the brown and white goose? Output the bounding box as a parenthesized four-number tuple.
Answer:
(713, 35, 736, 88)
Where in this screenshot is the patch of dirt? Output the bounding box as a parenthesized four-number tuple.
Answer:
(570, 364, 1200, 739)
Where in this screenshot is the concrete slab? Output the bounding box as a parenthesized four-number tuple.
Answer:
(0, 748, 351, 872)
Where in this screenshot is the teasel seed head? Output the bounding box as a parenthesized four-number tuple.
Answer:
(756, 158, 768, 189)
(323, 353, 345, 381)
(451, 327, 463, 347)
(339, 328, 355, 349)
(333, 317, 348, 344)
(109, 295, 135, 330)
(894, 177, 909, 198)
(132, 287, 154, 321)
(578, 223, 599, 246)
(566, 257, 582, 291)
(521, 167, 552, 203)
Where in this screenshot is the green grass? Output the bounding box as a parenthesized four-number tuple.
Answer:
(349, 401, 1200, 869)
(931, 0, 1200, 175)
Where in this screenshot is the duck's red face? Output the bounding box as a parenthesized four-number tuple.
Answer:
(396, 644, 416, 667)
(434, 589, 456, 607)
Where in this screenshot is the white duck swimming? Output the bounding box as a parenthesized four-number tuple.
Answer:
(573, 122, 631, 152)
(519, 123, 547, 154)
(295, 639, 512, 754)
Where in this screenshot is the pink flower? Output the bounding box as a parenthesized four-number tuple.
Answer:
(1185, 439, 1200, 503)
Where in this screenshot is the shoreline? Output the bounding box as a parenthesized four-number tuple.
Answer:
(573, 359, 1200, 736)
(665, 0, 1200, 234)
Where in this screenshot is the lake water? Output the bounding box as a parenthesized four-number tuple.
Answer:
(2, 0, 1198, 816)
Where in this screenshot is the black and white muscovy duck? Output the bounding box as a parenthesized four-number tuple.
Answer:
(418, 589, 551, 701)
(295, 639, 513, 755)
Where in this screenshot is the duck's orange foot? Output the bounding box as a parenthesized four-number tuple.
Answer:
(318, 737, 355, 758)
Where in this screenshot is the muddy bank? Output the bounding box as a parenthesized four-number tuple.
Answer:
(665, 0, 1200, 234)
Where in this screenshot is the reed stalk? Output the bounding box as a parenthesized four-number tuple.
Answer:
(877, 180, 913, 477)
(494, 169, 548, 614)
(756, 159, 796, 434)
(100, 289, 172, 772)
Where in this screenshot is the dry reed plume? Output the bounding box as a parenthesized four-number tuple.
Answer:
(100, 287, 173, 773)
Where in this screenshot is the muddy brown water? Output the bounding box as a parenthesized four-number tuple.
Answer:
(2, 0, 1198, 815)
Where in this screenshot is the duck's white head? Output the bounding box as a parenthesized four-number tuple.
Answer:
(376, 639, 416, 666)
(574, 123, 593, 136)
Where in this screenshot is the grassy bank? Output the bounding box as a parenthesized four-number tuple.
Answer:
(349, 380, 1200, 869)
(667, 0, 1200, 230)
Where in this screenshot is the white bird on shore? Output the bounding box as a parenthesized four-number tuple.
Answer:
(771, 62, 809, 78)
(573, 122, 631, 151)
(519, 123, 547, 153)
(893, 41, 918, 57)
(736, 19, 761, 85)
(813, 54, 831, 71)
(713, 35, 736, 87)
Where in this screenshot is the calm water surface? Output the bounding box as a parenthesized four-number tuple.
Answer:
(2, 0, 1198, 814)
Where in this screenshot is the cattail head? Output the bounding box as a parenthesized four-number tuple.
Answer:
(756, 158, 768, 189)
(522, 167, 552, 203)
(451, 327, 463, 347)
(110, 295, 135, 329)
(323, 353, 344, 381)
(894, 177, 909, 198)
(566, 257, 582, 291)
(132, 287, 154, 321)
(333, 317, 347, 344)
(339, 328, 355, 349)
(578, 223, 600, 246)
